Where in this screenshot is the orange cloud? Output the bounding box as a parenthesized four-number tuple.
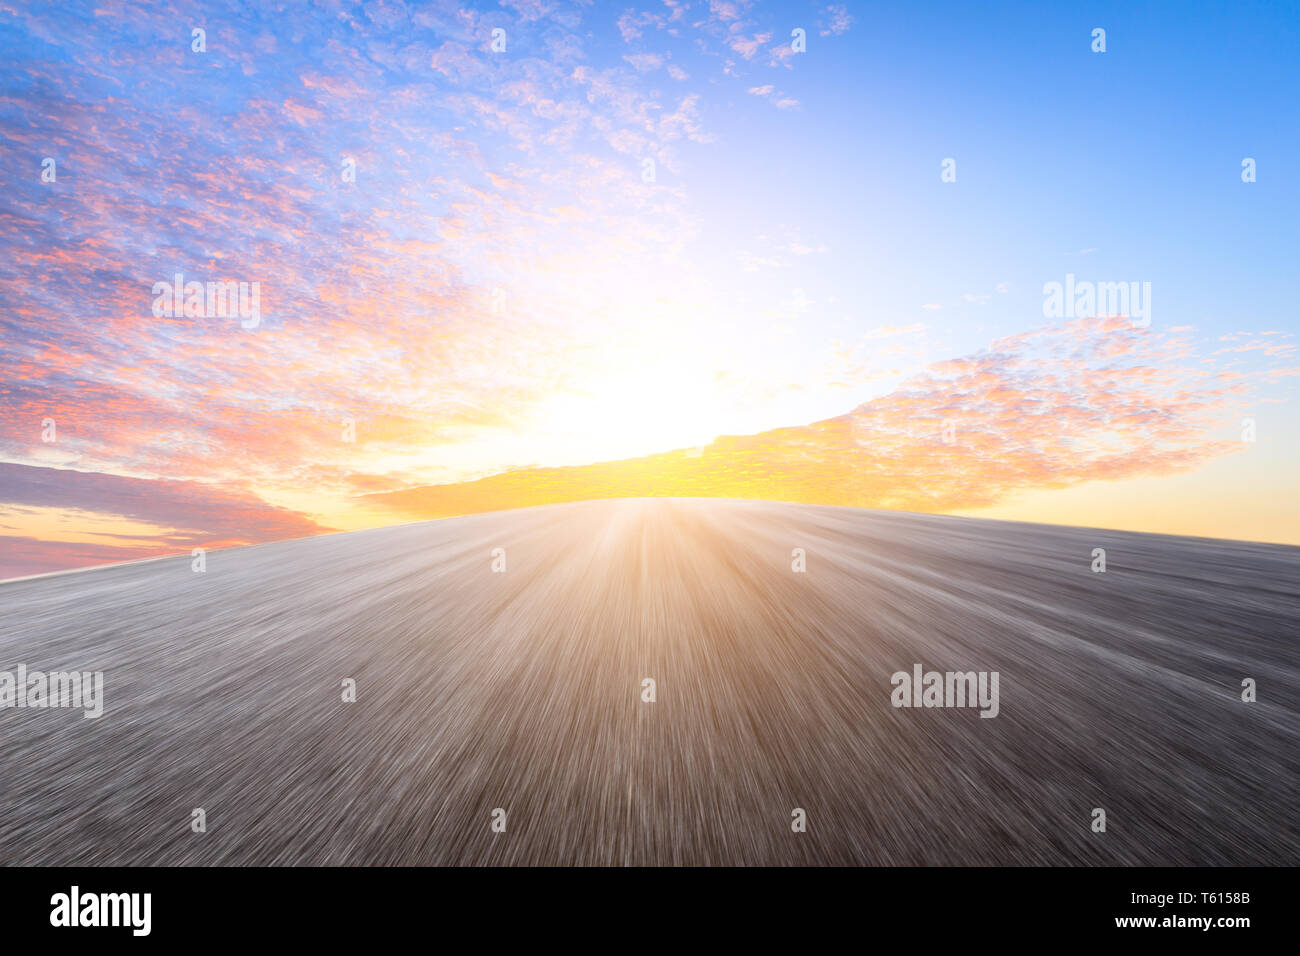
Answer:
(364, 317, 1278, 520)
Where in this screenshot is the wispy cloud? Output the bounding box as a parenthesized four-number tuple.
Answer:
(0, 463, 332, 578)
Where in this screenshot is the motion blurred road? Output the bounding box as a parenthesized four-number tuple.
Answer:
(1, 498, 1296, 865)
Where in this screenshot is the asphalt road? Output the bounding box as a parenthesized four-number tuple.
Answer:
(1, 498, 1296, 865)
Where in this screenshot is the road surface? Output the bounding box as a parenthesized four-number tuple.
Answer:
(1, 498, 1296, 865)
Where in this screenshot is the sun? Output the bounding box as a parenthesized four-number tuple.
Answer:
(531, 359, 732, 464)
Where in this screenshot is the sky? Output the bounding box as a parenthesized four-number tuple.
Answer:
(1, 0, 1298, 579)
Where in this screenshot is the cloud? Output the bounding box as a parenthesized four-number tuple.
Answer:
(364, 317, 1280, 519)
(0, 463, 330, 540)
(747, 83, 798, 109)
(617, 9, 665, 42)
(820, 4, 854, 37)
(0, 0, 709, 525)
(863, 324, 926, 339)
(786, 241, 828, 256)
(0, 463, 333, 578)
(5, 0, 1295, 577)
(623, 52, 664, 72)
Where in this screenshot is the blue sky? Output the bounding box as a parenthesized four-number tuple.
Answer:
(1, 0, 1297, 578)
(669, 0, 1299, 398)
